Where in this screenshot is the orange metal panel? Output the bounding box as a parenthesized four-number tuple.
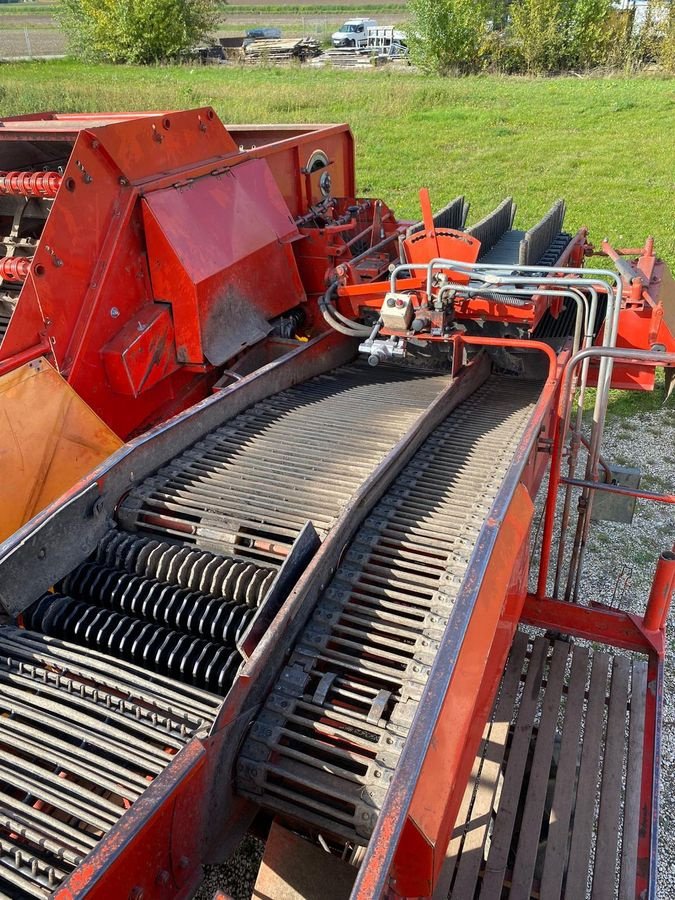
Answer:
(0, 357, 121, 540)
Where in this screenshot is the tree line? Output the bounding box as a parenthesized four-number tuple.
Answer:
(57, 0, 674, 70)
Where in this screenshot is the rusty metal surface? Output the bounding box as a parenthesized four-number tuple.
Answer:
(118, 362, 451, 562)
(252, 821, 356, 900)
(198, 353, 493, 867)
(0, 345, 484, 899)
(0, 331, 354, 616)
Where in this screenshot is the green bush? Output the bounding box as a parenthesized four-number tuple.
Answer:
(408, 0, 487, 74)
(480, 28, 523, 73)
(568, 0, 615, 67)
(661, 4, 675, 72)
(59, 0, 218, 64)
(510, 0, 614, 73)
(510, 0, 568, 72)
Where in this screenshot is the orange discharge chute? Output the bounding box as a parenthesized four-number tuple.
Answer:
(0, 357, 122, 541)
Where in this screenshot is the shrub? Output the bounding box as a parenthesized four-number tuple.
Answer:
(568, 0, 615, 68)
(510, 0, 614, 73)
(58, 0, 218, 64)
(661, 4, 675, 71)
(408, 0, 487, 74)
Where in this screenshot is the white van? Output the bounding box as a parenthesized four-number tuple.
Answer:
(331, 19, 377, 49)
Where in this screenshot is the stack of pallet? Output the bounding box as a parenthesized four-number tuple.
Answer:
(310, 49, 384, 68)
(244, 37, 321, 62)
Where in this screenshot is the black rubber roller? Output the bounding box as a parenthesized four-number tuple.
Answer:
(25, 592, 242, 694)
(60, 561, 256, 645)
(95, 531, 276, 608)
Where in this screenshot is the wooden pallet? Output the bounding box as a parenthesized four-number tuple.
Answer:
(437, 631, 648, 899)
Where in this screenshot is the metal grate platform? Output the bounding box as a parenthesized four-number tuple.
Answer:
(440, 631, 648, 899)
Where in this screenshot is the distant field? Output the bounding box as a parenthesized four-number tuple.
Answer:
(0, 62, 672, 266)
(0, 0, 408, 56)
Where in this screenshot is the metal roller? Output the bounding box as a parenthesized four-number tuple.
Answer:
(95, 531, 277, 607)
(0, 257, 31, 283)
(0, 170, 62, 198)
(25, 593, 243, 694)
(60, 560, 257, 643)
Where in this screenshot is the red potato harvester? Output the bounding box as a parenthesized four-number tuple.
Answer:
(0, 107, 673, 900)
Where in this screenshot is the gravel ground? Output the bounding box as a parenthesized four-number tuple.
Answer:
(578, 402, 674, 896)
(196, 836, 264, 900)
(194, 392, 674, 900)
(530, 393, 675, 896)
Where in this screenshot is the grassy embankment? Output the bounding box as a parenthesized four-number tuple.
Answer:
(1, 65, 672, 257)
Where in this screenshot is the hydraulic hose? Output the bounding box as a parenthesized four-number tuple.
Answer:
(320, 282, 372, 337)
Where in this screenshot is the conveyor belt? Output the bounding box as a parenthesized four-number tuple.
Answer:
(0, 627, 220, 899)
(440, 632, 648, 899)
(118, 364, 451, 565)
(468, 198, 569, 267)
(5, 360, 455, 898)
(236, 375, 541, 841)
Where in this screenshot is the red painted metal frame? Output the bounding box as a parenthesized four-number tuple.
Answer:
(586, 238, 675, 391)
(0, 338, 50, 377)
(54, 738, 208, 900)
(336, 229, 588, 332)
(0, 109, 356, 439)
(537, 348, 675, 601)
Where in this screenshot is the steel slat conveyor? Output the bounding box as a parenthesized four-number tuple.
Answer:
(0, 628, 221, 899)
(117, 364, 451, 564)
(236, 376, 542, 841)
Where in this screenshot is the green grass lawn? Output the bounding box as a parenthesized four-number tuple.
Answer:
(0, 63, 673, 268)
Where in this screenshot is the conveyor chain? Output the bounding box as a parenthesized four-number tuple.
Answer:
(236, 377, 541, 841)
(0, 628, 220, 899)
(117, 364, 450, 564)
(2, 361, 474, 897)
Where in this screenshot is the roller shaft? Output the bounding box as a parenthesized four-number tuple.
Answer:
(0, 170, 61, 198)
